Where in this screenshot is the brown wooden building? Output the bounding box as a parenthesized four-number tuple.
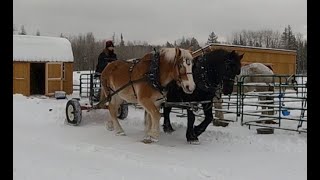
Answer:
(13, 35, 74, 96)
(194, 43, 297, 75)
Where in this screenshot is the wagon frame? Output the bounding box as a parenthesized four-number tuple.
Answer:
(65, 72, 129, 126)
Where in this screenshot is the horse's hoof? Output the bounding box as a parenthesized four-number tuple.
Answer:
(106, 122, 114, 131)
(142, 136, 158, 144)
(164, 131, 174, 134)
(163, 125, 175, 134)
(193, 126, 205, 137)
(107, 126, 114, 131)
(188, 140, 200, 145)
(116, 131, 126, 136)
(163, 128, 175, 134)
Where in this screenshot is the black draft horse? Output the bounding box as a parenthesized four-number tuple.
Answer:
(162, 49, 243, 144)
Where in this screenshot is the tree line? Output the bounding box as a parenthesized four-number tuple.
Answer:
(229, 25, 307, 74)
(13, 24, 307, 74)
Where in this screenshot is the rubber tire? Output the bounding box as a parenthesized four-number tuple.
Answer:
(118, 103, 129, 120)
(66, 99, 82, 126)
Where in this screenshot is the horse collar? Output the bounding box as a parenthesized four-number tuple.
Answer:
(147, 50, 166, 95)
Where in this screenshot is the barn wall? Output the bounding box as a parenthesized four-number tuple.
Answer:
(13, 62, 30, 96)
(63, 62, 73, 94)
(211, 45, 297, 75)
(13, 61, 73, 96)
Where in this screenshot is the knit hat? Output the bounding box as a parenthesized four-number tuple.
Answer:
(105, 40, 114, 48)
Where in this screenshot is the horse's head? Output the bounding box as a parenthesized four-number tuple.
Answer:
(169, 47, 195, 94)
(222, 50, 243, 95)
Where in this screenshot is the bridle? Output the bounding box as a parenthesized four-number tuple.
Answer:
(223, 57, 237, 84)
(175, 57, 193, 84)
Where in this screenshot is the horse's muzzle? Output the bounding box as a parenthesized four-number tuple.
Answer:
(181, 81, 195, 94)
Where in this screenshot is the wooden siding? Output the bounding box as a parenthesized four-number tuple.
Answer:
(63, 62, 73, 94)
(13, 62, 30, 96)
(46, 62, 63, 95)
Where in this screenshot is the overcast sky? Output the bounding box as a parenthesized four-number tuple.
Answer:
(13, 0, 307, 45)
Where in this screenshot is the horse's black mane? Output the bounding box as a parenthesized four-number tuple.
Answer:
(166, 49, 229, 102)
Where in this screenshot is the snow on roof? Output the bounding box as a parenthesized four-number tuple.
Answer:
(13, 35, 74, 62)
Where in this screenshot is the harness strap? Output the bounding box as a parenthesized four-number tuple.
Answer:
(93, 76, 147, 109)
(129, 62, 138, 99)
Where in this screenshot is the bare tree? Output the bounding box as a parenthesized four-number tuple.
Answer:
(13, 24, 16, 34)
(19, 25, 27, 35)
(230, 29, 282, 48)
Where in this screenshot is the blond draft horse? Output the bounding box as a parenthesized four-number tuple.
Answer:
(100, 48, 196, 143)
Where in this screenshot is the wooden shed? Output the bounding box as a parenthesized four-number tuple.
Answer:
(13, 35, 74, 96)
(203, 43, 297, 75)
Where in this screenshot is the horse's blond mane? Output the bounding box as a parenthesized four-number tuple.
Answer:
(180, 48, 193, 59)
(160, 48, 192, 63)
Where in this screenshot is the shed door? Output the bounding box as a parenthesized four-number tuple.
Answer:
(13, 63, 30, 96)
(46, 62, 63, 95)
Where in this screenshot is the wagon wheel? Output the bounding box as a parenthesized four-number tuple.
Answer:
(66, 99, 82, 126)
(117, 103, 129, 120)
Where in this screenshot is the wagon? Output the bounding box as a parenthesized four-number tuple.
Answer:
(65, 72, 129, 126)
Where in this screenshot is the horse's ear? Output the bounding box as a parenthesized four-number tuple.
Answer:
(239, 53, 244, 60)
(231, 50, 236, 55)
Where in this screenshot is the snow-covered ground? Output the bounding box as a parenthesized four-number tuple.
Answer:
(13, 72, 307, 180)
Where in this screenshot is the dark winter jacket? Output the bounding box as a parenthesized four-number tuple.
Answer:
(95, 51, 117, 74)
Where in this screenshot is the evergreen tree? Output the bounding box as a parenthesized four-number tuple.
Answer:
(281, 25, 297, 50)
(206, 31, 219, 44)
(190, 37, 200, 50)
(120, 33, 125, 46)
(165, 41, 174, 47)
(112, 32, 115, 44)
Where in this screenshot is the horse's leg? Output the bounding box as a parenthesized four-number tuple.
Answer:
(186, 109, 199, 144)
(163, 106, 175, 133)
(108, 97, 125, 136)
(140, 99, 161, 143)
(212, 97, 229, 127)
(194, 103, 214, 137)
(144, 110, 152, 134)
(265, 93, 277, 124)
(258, 95, 276, 124)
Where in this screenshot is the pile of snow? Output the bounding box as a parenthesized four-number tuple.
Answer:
(13, 35, 74, 62)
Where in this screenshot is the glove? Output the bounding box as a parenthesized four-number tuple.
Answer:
(94, 72, 101, 78)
